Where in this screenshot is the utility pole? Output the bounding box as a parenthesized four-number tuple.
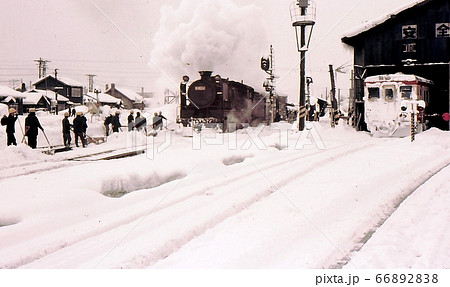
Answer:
(86, 74, 96, 93)
(34, 58, 50, 78)
(328, 64, 338, 128)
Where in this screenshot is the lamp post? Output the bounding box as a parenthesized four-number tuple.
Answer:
(290, 0, 315, 131)
(94, 89, 100, 103)
(54, 86, 64, 115)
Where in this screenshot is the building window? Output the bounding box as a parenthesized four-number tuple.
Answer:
(384, 88, 394, 101)
(400, 86, 412, 99)
(368, 87, 380, 99)
(72, 87, 82, 98)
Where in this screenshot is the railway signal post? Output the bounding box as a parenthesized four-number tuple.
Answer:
(261, 45, 276, 123)
(290, 0, 315, 131)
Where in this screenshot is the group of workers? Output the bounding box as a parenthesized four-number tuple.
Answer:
(104, 110, 167, 136)
(2, 108, 169, 149)
(1, 107, 44, 149)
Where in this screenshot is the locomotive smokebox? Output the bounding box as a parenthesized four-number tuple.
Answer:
(199, 71, 213, 80)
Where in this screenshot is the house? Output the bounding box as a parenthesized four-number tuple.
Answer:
(104, 83, 144, 110)
(23, 91, 51, 112)
(84, 91, 121, 107)
(342, 0, 449, 131)
(31, 89, 70, 113)
(33, 75, 84, 105)
(0, 85, 26, 114)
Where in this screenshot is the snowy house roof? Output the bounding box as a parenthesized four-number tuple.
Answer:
(33, 89, 70, 102)
(106, 85, 144, 103)
(0, 85, 26, 98)
(85, 92, 121, 104)
(33, 75, 84, 87)
(342, 0, 431, 42)
(23, 92, 51, 105)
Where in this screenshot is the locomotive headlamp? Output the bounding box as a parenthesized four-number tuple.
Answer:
(401, 106, 407, 111)
(214, 75, 221, 81)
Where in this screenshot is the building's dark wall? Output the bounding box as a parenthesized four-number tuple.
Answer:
(344, 0, 450, 130)
(34, 77, 84, 104)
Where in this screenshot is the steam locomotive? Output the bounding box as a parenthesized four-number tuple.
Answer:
(179, 71, 285, 129)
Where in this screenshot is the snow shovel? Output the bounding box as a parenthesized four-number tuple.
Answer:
(17, 117, 27, 144)
(41, 129, 55, 155)
(18, 118, 28, 145)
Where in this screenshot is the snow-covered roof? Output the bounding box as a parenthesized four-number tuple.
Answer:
(342, 0, 429, 40)
(33, 89, 69, 102)
(0, 85, 26, 98)
(23, 92, 51, 105)
(33, 75, 84, 87)
(1, 96, 17, 103)
(85, 92, 121, 104)
(364, 73, 433, 85)
(106, 86, 144, 103)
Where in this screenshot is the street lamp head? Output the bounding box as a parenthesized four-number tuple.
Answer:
(297, 0, 309, 8)
(290, 0, 316, 52)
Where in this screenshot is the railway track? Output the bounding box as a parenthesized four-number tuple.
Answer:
(5, 135, 449, 268)
(0, 145, 149, 181)
(333, 161, 450, 269)
(14, 139, 383, 268)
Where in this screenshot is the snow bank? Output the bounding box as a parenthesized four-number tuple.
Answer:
(0, 115, 449, 269)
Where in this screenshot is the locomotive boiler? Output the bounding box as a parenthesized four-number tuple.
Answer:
(179, 71, 272, 129)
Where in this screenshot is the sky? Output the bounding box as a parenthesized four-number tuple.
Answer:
(0, 0, 421, 102)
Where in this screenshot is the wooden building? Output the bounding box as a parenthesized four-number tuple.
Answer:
(342, 0, 449, 130)
(105, 83, 144, 110)
(33, 75, 84, 105)
(0, 85, 25, 114)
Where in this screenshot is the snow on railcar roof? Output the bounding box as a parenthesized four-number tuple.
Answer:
(364, 73, 433, 84)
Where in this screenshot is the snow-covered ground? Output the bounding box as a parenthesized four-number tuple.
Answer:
(0, 107, 449, 271)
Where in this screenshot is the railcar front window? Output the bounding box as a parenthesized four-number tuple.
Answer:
(368, 87, 380, 99)
(384, 88, 394, 101)
(400, 86, 412, 99)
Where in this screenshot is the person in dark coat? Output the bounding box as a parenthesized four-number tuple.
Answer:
(73, 111, 88, 147)
(111, 110, 121, 133)
(180, 75, 189, 107)
(127, 110, 135, 132)
(134, 111, 147, 133)
(104, 113, 113, 136)
(25, 108, 44, 149)
(152, 112, 161, 130)
(62, 112, 72, 148)
(274, 110, 281, 122)
(3, 108, 18, 146)
(154, 111, 167, 130)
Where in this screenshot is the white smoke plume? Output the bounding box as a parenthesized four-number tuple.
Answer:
(150, 0, 269, 95)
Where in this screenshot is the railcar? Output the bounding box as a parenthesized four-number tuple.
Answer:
(364, 73, 432, 137)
